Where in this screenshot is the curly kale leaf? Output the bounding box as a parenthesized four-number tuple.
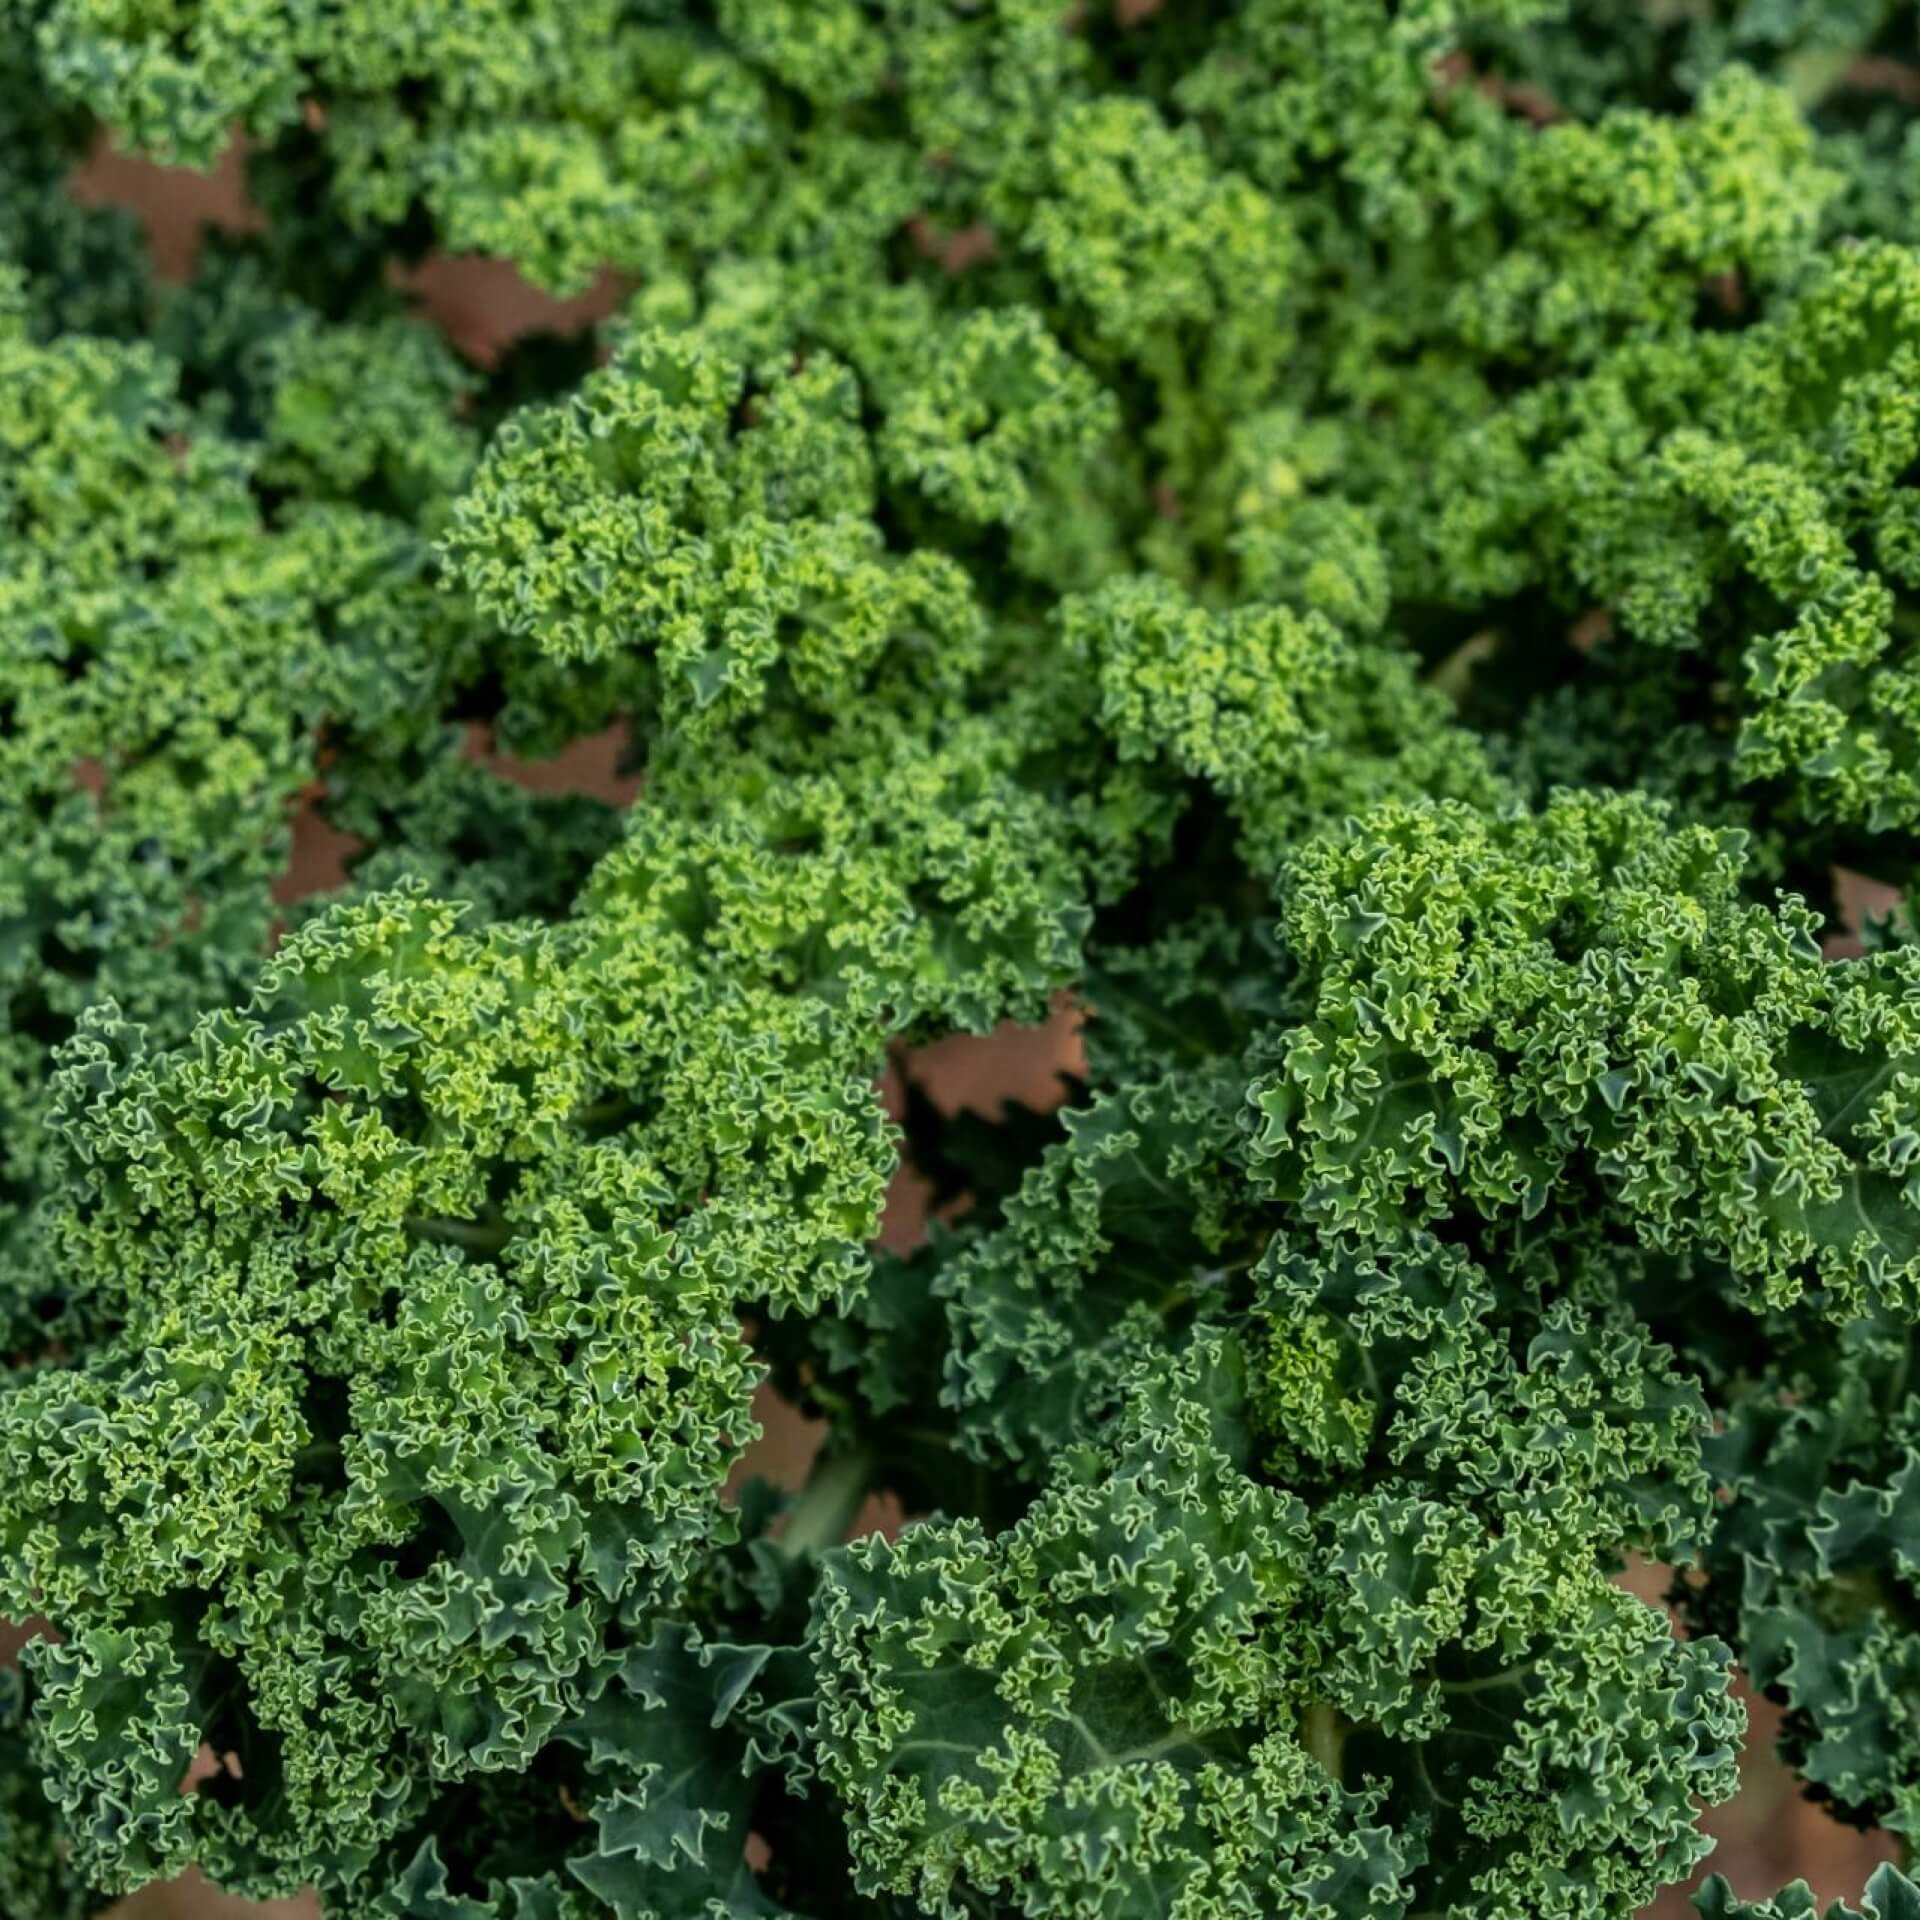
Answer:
(1428, 241, 1920, 845)
(0, 1664, 93, 1920)
(0, 297, 479, 1342)
(0, 880, 893, 1892)
(1253, 1232, 1716, 1565)
(1680, 1304, 1920, 1836)
(1062, 575, 1508, 875)
(810, 1331, 1410, 1919)
(1695, 1863, 1920, 1920)
(1249, 790, 1920, 1315)
(351, 1621, 812, 1920)
(445, 325, 1000, 749)
(812, 1330, 1738, 1919)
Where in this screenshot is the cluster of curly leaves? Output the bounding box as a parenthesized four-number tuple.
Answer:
(7, 2, 1920, 1919)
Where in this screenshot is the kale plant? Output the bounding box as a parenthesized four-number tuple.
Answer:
(5, 3, 1920, 1917)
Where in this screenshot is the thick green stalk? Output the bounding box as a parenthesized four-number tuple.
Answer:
(1302, 1700, 1348, 1785)
(780, 1448, 875, 1559)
